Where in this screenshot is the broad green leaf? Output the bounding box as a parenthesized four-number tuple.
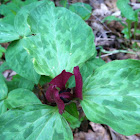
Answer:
(80, 58, 105, 81)
(0, 22, 19, 43)
(0, 101, 7, 115)
(5, 88, 41, 109)
(5, 39, 40, 84)
(68, 58, 105, 88)
(81, 59, 140, 135)
(117, 0, 138, 21)
(6, 75, 35, 92)
(0, 0, 39, 25)
(0, 104, 73, 140)
(26, 2, 95, 77)
(0, 74, 8, 100)
(69, 2, 92, 20)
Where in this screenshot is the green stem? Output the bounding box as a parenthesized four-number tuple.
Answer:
(134, 21, 138, 40)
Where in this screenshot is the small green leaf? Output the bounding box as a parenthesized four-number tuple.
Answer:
(122, 27, 132, 39)
(26, 2, 95, 77)
(64, 103, 81, 129)
(136, 30, 140, 34)
(69, 2, 92, 20)
(63, 111, 81, 129)
(0, 62, 10, 73)
(39, 75, 52, 86)
(81, 59, 140, 135)
(59, 0, 68, 8)
(117, 0, 138, 21)
(5, 88, 41, 109)
(5, 39, 40, 84)
(65, 102, 79, 119)
(0, 22, 19, 43)
(102, 16, 122, 23)
(0, 45, 6, 58)
(102, 15, 126, 26)
(6, 75, 35, 92)
(0, 104, 73, 140)
(0, 74, 8, 100)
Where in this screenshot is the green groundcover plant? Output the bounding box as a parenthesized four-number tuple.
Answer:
(0, 0, 140, 139)
(103, 0, 140, 44)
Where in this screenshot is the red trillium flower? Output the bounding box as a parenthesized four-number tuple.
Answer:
(46, 66, 83, 114)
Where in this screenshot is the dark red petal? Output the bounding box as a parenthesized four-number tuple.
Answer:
(50, 70, 73, 90)
(60, 92, 73, 100)
(53, 86, 65, 114)
(73, 66, 83, 100)
(46, 85, 55, 103)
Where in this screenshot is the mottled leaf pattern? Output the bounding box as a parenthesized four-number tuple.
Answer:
(0, 22, 19, 43)
(81, 59, 140, 135)
(0, 74, 8, 100)
(5, 88, 41, 109)
(0, 101, 7, 115)
(6, 75, 34, 92)
(14, 1, 47, 36)
(25, 2, 95, 77)
(5, 39, 40, 84)
(0, 104, 73, 140)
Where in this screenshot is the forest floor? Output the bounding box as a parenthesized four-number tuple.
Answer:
(1, 0, 140, 139)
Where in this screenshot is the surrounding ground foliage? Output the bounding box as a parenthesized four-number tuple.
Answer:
(0, 0, 140, 140)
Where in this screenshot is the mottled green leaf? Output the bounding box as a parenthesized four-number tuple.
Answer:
(6, 75, 35, 92)
(0, 104, 73, 140)
(5, 88, 41, 109)
(117, 0, 138, 21)
(0, 22, 19, 43)
(26, 2, 95, 77)
(5, 39, 40, 84)
(81, 59, 140, 135)
(80, 58, 105, 81)
(0, 0, 39, 25)
(68, 58, 105, 88)
(69, 2, 92, 20)
(14, 0, 46, 36)
(0, 101, 7, 115)
(0, 74, 8, 100)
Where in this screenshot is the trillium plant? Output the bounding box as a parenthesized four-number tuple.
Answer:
(0, 0, 140, 139)
(46, 66, 83, 114)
